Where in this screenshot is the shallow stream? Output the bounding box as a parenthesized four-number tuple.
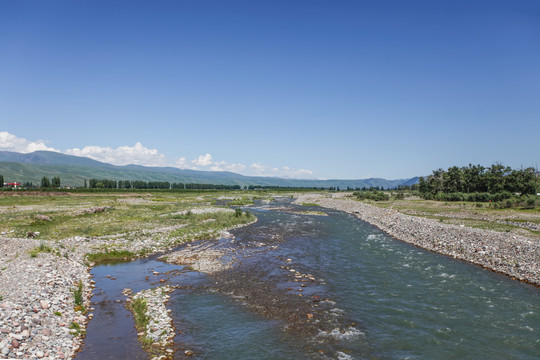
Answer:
(77, 200, 540, 359)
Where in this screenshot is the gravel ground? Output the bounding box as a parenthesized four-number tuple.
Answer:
(124, 286, 175, 360)
(295, 194, 540, 286)
(0, 238, 92, 359)
(0, 212, 255, 359)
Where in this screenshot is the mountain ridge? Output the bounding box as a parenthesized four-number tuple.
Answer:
(0, 151, 418, 189)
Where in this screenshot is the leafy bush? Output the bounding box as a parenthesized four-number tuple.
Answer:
(354, 191, 390, 201)
(523, 195, 537, 209)
(234, 208, 243, 217)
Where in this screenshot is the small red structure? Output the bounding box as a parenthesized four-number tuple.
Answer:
(4, 182, 21, 189)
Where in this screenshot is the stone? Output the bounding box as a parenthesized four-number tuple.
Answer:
(185, 349, 194, 356)
(40, 300, 50, 310)
(43, 328, 52, 336)
(11, 338, 19, 348)
(36, 350, 45, 358)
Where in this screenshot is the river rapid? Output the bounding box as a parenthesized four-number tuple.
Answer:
(78, 199, 540, 359)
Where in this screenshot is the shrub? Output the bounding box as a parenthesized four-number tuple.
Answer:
(354, 190, 390, 201)
(523, 195, 536, 209)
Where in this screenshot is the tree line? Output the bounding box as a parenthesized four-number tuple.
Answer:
(85, 179, 243, 190)
(418, 164, 538, 201)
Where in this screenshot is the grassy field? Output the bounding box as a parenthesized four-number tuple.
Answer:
(353, 194, 540, 239)
(0, 190, 266, 246)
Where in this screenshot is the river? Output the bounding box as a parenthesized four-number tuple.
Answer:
(77, 199, 540, 359)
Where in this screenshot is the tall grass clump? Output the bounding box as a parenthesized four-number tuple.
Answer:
(131, 297, 149, 331)
(73, 280, 85, 312)
(29, 241, 53, 257)
(86, 250, 136, 263)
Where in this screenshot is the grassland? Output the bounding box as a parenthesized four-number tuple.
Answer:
(0, 190, 269, 261)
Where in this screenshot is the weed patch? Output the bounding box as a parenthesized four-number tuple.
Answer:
(87, 250, 136, 264)
(130, 297, 149, 331)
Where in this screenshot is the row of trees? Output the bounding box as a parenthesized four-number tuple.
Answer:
(41, 176, 61, 188)
(87, 179, 174, 189)
(85, 179, 244, 190)
(418, 164, 538, 199)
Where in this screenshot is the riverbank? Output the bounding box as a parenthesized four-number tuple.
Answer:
(0, 238, 92, 359)
(0, 191, 262, 359)
(295, 193, 540, 286)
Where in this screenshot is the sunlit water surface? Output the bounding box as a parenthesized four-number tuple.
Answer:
(78, 200, 540, 359)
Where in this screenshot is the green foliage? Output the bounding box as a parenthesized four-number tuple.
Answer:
(131, 297, 149, 331)
(73, 280, 83, 306)
(69, 321, 81, 330)
(227, 198, 254, 205)
(51, 176, 61, 188)
(234, 208, 243, 217)
(29, 242, 53, 257)
(419, 164, 539, 201)
(0, 174, 3, 187)
(354, 190, 390, 201)
(523, 195, 537, 209)
(87, 250, 136, 264)
(41, 176, 50, 188)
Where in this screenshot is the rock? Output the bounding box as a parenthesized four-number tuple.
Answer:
(185, 349, 194, 356)
(36, 350, 44, 358)
(11, 338, 19, 348)
(40, 300, 50, 309)
(42, 328, 52, 336)
(36, 215, 52, 221)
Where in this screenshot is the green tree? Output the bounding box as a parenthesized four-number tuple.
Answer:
(0, 174, 3, 187)
(444, 166, 464, 193)
(41, 177, 51, 188)
(51, 176, 61, 188)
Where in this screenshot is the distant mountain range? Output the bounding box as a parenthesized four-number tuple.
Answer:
(0, 151, 418, 189)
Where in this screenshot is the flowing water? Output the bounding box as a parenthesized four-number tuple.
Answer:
(78, 200, 540, 359)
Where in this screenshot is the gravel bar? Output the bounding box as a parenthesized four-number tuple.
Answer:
(295, 194, 540, 286)
(0, 238, 92, 359)
(125, 286, 175, 360)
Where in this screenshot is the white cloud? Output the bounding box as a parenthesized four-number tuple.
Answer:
(192, 153, 213, 167)
(65, 142, 167, 167)
(249, 162, 270, 175)
(248, 162, 313, 178)
(1, 132, 315, 178)
(211, 161, 247, 173)
(175, 157, 189, 168)
(0, 131, 58, 153)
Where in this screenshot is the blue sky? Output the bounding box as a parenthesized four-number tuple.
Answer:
(1, 0, 539, 179)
